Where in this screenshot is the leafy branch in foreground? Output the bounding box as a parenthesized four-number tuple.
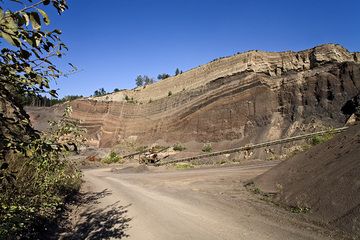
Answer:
(0, 1, 85, 238)
(0, 0, 72, 165)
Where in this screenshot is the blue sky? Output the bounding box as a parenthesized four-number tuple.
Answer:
(24, 0, 360, 97)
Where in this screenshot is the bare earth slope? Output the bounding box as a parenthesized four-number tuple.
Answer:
(253, 124, 360, 237)
(28, 44, 360, 149)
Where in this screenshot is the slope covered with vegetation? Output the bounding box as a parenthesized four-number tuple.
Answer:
(0, 1, 84, 238)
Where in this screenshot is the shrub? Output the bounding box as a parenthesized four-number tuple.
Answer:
(175, 162, 194, 170)
(0, 107, 84, 239)
(102, 151, 123, 164)
(310, 132, 334, 145)
(173, 143, 186, 151)
(290, 205, 311, 213)
(202, 143, 212, 152)
(168, 91, 172, 96)
(220, 159, 227, 164)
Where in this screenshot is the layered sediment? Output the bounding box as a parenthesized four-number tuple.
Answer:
(28, 44, 360, 149)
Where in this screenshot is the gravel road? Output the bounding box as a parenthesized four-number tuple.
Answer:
(63, 162, 335, 240)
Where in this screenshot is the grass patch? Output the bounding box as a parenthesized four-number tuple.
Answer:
(202, 143, 212, 152)
(175, 162, 194, 170)
(310, 132, 334, 145)
(290, 205, 311, 213)
(102, 151, 123, 164)
(173, 143, 186, 151)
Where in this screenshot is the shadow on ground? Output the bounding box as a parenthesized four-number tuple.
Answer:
(57, 189, 132, 240)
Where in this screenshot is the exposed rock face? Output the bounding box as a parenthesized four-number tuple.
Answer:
(29, 44, 360, 148)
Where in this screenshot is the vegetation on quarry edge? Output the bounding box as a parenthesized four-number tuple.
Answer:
(0, 1, 85, 238)
(0, 107, 85, 239)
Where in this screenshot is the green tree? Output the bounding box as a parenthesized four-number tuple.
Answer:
(93, 87, 106, 96)
(143, 75, 154, 85)
(175, 68, 181, 76)
(157, 73, 170, 80)
(135, 75, 144, 87)
(114, 88, 120, 92)
(135, 75, 154, 87)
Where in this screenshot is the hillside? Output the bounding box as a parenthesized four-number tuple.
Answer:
(28, 44, 360, 150)
(253, 123, 360, 237)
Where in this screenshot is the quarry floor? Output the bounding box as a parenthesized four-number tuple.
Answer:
(60, 162, 342, 240)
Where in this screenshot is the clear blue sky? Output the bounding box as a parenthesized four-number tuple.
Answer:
(43, 0, 360, 97)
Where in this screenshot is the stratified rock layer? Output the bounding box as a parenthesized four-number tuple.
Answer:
(29, 44, 360, 148)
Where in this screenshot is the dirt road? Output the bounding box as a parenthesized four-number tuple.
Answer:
(63, 162, 337, 240)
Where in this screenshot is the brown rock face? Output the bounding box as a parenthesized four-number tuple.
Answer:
(29, 44, 360, 148)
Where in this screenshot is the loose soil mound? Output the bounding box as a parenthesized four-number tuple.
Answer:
(254, 124, 360, 237)
(112, 165, 149, 174)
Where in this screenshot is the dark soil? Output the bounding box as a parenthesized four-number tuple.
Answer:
(254, 123, 360, 238)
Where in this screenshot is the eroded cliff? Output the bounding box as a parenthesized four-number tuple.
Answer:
(29, 44, 360, 149)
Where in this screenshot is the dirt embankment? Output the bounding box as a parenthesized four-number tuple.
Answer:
(253, 124, 360, 237)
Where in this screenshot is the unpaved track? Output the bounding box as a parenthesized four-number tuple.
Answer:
(77, 163, 335, 240)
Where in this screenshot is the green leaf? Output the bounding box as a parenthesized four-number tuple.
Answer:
(24, 66, 32, 74)
(30, 12, 41, 30)
(68, 63, 77, 70)
(37, 8, 50, 25)
(1, 31, 21, 47)
(53, 29, 62, 34)
(3, 13, 18, 31)
(49, 90, 57, 97)
(22, 12, 30, 26)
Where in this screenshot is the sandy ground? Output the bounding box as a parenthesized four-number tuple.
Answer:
(59, 162, 341, 240)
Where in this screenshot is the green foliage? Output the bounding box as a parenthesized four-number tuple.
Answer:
(175, 162, 194, 170)
(0, 1, 85, 238)
(175, 68, 180, 76)
(202, 143, 212, 152)
(135, 75, 154, 87)
(114, 88, 120, 92)
(0, 0, 72, 161)
(173, 143, 186, 151)
(102, 151, 123, 164)
(93, 88, 106, 97)
(157, 73, 170, 80)
(168, 91, 172, 96)
(124, 95, 136, 104)
(310, 132, 334, 145)
(0, 107, 84, 238)
(290, 206, 311, 214)
(135, 75, 144, 87)
(20, 94, 82, 107)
